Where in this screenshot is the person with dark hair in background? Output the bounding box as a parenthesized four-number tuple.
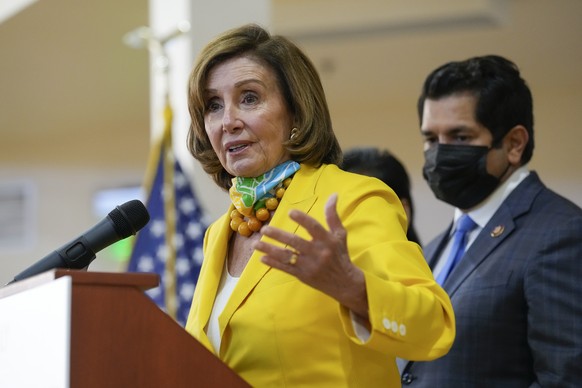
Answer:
(342, 147, 421, 246)
(183, 24, 455, 386)
(401, 55, 582, 386)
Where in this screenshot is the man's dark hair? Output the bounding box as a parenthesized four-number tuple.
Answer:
(417, 55, 534, 164)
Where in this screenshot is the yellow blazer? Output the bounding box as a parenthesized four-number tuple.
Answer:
(186, 164, 454, 387)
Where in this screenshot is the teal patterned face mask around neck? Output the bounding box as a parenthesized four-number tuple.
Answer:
(229, 161, 300, 217)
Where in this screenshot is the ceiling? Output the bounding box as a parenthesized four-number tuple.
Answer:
(1, 0, 581, 171)
(0, 0, 150, 168)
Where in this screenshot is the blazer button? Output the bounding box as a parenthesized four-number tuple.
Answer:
(401, 372, 414, 385)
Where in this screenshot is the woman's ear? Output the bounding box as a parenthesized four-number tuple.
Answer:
(504, 125, 529, 165)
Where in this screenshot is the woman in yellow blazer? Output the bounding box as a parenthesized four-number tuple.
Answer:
(185, 24, 454, 387)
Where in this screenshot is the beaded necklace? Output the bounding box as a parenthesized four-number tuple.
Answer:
(230, 176, 292, 237)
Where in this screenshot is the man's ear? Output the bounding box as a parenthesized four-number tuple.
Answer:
(399, 198, 413, 227)
(504, 125, 529, 165)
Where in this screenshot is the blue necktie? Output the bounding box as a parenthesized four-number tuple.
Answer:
(436, 214, 477, 285)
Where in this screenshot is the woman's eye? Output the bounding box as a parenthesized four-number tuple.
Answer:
(206, 100, 221, 112)
(242, 92, 258, 104)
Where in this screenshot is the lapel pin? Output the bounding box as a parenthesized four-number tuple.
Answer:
(490, 225, 505, 237)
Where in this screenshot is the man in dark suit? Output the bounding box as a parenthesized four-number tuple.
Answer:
(401, 55, 582, 387)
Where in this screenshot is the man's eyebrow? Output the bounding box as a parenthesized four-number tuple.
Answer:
(420, 126, 473, 135)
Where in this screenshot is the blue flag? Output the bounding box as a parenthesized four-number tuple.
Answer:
(128, 103, 207, 327)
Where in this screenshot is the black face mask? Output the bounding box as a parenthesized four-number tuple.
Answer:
(423, 144, 501, 209)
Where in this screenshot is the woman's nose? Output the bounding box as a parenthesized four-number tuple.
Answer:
(222, 105, 242, 133)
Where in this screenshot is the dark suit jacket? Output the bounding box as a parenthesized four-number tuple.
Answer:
(402, 172, 582, 387)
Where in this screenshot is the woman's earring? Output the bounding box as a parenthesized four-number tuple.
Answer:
(290, 127, 299, 140)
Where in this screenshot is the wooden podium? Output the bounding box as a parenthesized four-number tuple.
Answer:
(0, 270, 249, 388)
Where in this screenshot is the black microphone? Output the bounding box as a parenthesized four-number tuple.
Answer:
(9, 199, 150, 284)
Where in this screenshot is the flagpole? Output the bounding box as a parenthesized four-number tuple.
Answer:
(123, 23, 190, 322)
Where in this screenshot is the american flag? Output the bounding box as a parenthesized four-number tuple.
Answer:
(128, 103, 207, 326)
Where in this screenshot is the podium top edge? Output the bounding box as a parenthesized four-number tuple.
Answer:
(54, 269, 160, 289)
(0, 270, 159, 299)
